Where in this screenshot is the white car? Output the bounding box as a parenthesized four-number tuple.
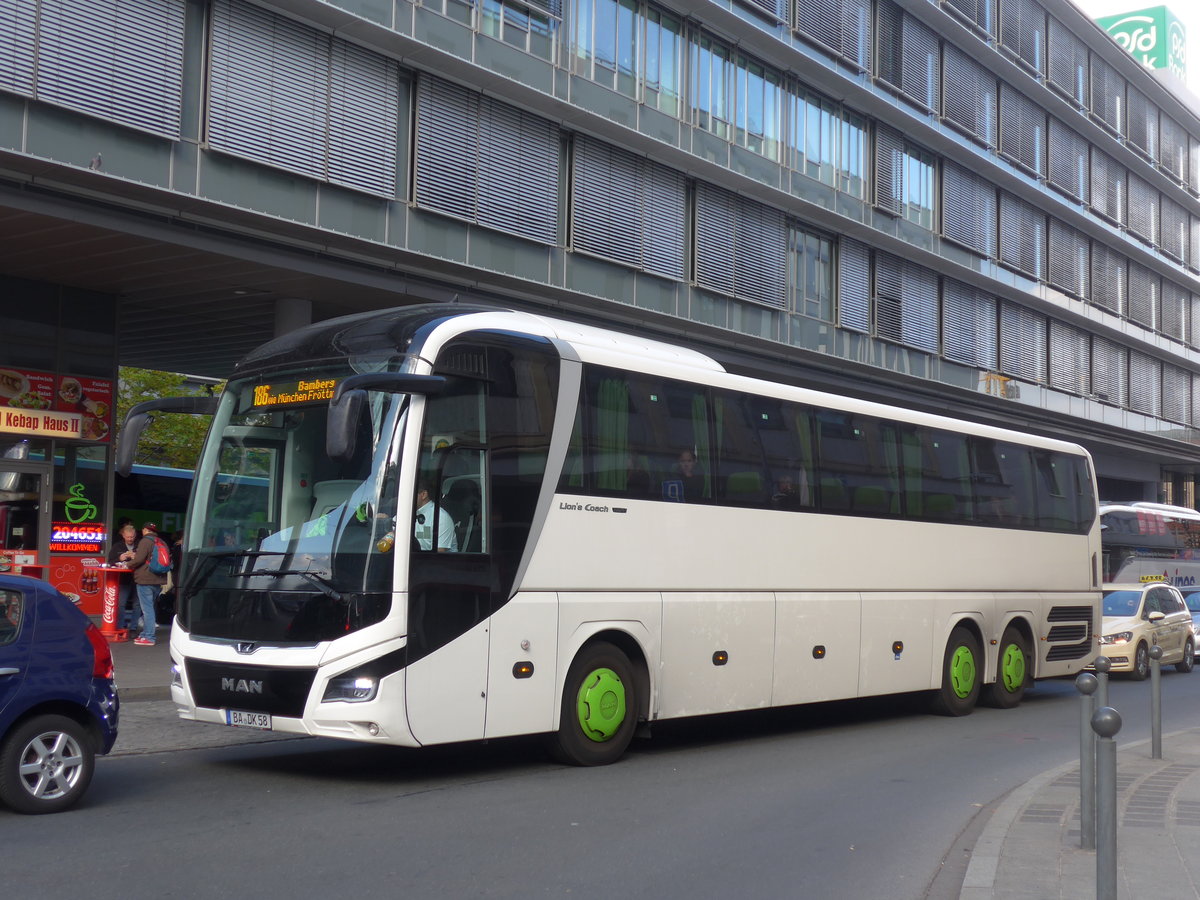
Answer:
(1180, 588, 1200, 660)
(1099, 583, 1195, 679)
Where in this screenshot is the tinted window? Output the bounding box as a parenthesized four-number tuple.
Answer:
(0, 589, 22, 645)
(1102, 590, 1141, 617)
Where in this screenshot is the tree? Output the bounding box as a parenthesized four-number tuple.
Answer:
(114, 368, 222, 469)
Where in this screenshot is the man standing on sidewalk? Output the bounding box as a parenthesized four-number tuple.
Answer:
(129, 521, 167, 646)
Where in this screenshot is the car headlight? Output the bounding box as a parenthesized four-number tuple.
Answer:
(321, 675, 378, 703)
(1099, 631, 1133, 645)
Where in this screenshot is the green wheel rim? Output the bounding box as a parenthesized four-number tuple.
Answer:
(576, 667, 626, 743)
(999, 642, 1026, 693)
(949, 645, 977, 699)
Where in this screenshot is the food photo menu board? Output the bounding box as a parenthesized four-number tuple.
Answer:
(0, 367, 113, 442)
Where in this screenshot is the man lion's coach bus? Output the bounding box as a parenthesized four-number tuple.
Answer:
(118, 305, 1101, 765)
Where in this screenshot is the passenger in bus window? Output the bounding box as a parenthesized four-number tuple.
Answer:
(414, 482, 458, 552)
(772, 472, 809, 510)
(662, 450, 705, 502)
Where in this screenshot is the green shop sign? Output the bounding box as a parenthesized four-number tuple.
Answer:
(1097, 5, 1187, 81)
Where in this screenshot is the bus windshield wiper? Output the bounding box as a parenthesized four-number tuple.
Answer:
(240, 567, 343, 602)
(183, 550, 289, 596)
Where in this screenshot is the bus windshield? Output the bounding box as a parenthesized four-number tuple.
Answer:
(181, 369, 405, 644)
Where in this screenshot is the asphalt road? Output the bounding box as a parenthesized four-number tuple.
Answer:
(8, 672, 1200, 899)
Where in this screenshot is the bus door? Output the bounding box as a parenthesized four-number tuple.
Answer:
(404, 337, 560, 746)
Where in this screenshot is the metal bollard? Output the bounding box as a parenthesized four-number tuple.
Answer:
(1076, 672, 1099, 850)
(1149, 644, 1163, 760)
(1092, 706, 1122, 900)
(1093, 655, 1111, 709)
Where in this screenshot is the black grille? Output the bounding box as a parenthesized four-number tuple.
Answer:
(1044, 604, 1096, 662)
(185, 658, 316, 717)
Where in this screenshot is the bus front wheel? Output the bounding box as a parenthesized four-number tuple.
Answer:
(983, 627, 1032, 709)
(931, 626, 982, 716)
(549, 642, 637, 766)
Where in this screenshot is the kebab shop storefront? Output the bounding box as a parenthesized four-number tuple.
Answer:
(0, 367, 116, 615)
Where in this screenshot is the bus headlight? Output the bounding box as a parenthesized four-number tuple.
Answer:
(322, 675, 379, 703)
(1099, 631, 1133, 645)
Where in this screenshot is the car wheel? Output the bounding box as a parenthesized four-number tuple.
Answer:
(1177, 639, 1195, 674)
(1130, 642, 1150, 681)
(984, 626, 1032, 709)
(0, 714, 95, 815)
(548, 642, 637, 766)
(931, 626, 982, 716)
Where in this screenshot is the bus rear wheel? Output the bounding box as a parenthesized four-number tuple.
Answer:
(549, 642, 637, 766)
(983, 627, 1032, 709)
(931, 626, 982, 716)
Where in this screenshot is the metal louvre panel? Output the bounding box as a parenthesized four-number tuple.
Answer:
(1090, 243, 1126, 314)
(942, 278, 997, 368)
(998, 302, 1046, 382)
(572, 135, 685, 280)
(1160, 196, 1187, 264)
(1089, 55, 1123, 136)
(1160, 279, 1188, 341)
(998, 192, 1045, 279)
(874, 251, 903, 342)
(1194, 373, 1200, 426)
(1091, 335, 1127, 406)
(695, 183, 737, 297)
(1160, 114, 1187, 182)
(943, 45, 997, 148)
(1047, 218, 1088, 298)
(477, 97, 560, 244)
(838, 236, 870, 332)
(942, 0, 995, 37)
(327, 42, 400, 197)
(1194, 296, 1200, 346)
(0, 0, 36, 95)
(1047, 16, 1087, 108)
(998, 0, 1044, 72)
(738, 0, 786, 22)
(1163, 366, 1194, 424)
(734, 194, 788, 307)
(36, 0, 184, 137)
(795, 0, 870, 70)
(524, 0, 562, 16)
(1047, 118, 1088, 202)
(1127, 261, 1159, 330)
(1128, 352, 1162, 417)
(999, 84, 1045, 176)
(1125, 85, 1157, 160)
(875, 0, 902, 92)
(941, 160, 996, 256)
(1090, 149, 1125, 224)
(1126, 173, 1157, 246)
(873, 251, 937, 352)
(414, 77, 479, 221)
(1193, 216, 1200, 274)
(874, 122, 903, 215)
(208, 0, 326, 182)
(1191, 137, 1200, 195)
(901, 13, 939, 111)
(1048, 320, 1089, 394)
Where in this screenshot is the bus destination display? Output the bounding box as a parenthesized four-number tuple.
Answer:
(251, 378, 338, 409)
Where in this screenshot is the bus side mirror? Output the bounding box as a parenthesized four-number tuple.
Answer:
(116, 396, 219, 476)
(326, 389, 366, 463)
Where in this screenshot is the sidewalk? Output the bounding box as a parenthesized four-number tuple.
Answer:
(962, 727, 1200, 899)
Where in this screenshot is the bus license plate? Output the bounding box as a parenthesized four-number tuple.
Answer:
(225, 709, 272, 730)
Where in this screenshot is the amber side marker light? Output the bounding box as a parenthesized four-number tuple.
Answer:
(512, 661, 534, 679)
(812, 645, 826, 659)
(712, 650, 729, 666)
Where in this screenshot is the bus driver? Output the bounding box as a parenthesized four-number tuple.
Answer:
(414, 482, 458, 552)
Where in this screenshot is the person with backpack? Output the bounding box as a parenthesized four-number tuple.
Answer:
(129, 521, 170, 646)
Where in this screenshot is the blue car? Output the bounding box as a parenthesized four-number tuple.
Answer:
(0, 574, 119, 814)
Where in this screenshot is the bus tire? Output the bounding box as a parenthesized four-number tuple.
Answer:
(983, 627, 1032, 709)
(930, 626, 982, 717)
(1177, 639, 1195, 674)
(549, 642, 637, 766)
(1131, 642, 1150, 681)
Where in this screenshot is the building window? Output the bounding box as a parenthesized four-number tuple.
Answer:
(794, 0, 872, 71)
(735, 53, 783, 160)
(1127, 261, 1160, 331)
(571, 135, 685, 280)
(1091, 243, 1127, 315)
(1047, 118, 1088, 203)
(998, 0, 1045, 74)
(790, 225, 835, 321)
(999, 302, 1046, 383)
(1047, 16, 1087, 109)
(998, 84, 1045, 177)
(695, 183, 787, 307)
(1090, 149, 1125, 225)
(942, 161, 997, 257)
(1126, 173, 1158, 247)
(1160, 114, 1187, 184)
(942, 0, 996, 39)
(1089, 55, 1124, 137)
(413, 76, 561, 244)
(208, 0, 401, 197)
(1092, 336, 1128, 406)
(690, 32, 733, 140)
(874, 251, 938, 352)
(1162, 365, 1191, 424)
(1048, 320, 1089, 395)
(875, 124, 934, 229)
(838, 237, 870, 333)
(571, 0, 636, 95)
(1125, 84, 1158, 161)
(1161, 280, 1189, 343)
(942, 279, 997, 369)
(1128, 352, 1162, 418)
(998, 192, 1045, 280)
(2, 0, 185, 138)
(943, 44, 998, 148)
(481, 0, 558, 60)
(1161, 196, 1187, 264)
(876, 0, 939, 112)
(1048, 218, 1089, 300)
(642, 6, 683, 116)
(789, 89, 866, 197)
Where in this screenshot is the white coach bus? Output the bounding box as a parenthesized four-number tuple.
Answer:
(119, 305, 1101, 765)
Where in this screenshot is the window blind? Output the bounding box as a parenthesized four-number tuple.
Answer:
(1047, 16, 1087, 108)
(838, 236, 870, 332)
(1048, 218, 1088, 299)
(999, 192, 1046, 280)
(1048, 320, 1089, 394)
(942, 160, 996, 257)
(1091, 335, 1127, 405)
(1090, 243, 1126, 314)
(942, 278, 997, 368)
(1128, 352, 1162, 418)
(999, 84, 1045, 176)
(695, 183, 788, 307)
(999, 302, 1046, 382)
(943, 45, 997, 147)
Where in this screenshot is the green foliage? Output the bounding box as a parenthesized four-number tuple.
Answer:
(115, 368, 223, 469)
